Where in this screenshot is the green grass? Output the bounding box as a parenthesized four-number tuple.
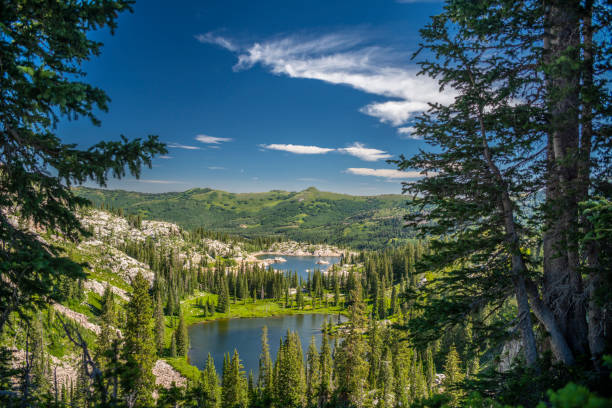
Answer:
(165, 356, 202, 382)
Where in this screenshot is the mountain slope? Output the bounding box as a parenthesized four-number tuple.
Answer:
(75, 187, 412, 249)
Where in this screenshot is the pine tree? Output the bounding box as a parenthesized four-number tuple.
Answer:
(378, 346, 395, 408)
(154, 292, 166, 355)
(121, 272, 156, 407)
(335, 278, 368, 407)
(0, 0, 166, 341)
(258, 326, 273, 406)
(306, 336, 320, 407)
(175, 310, 189, 357)
(200, 353, 220, 408)
(274, 330, 305, 408)
(443, 345, 464, 407)
(425, 346, 436, 395)
(221, 349, 247, 408)
(318, 326, 333, 407)
(217, 277, 230, 314)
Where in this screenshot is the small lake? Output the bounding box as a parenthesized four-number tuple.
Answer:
(188, 314, 345, 375)
(256, 255, 340, 280)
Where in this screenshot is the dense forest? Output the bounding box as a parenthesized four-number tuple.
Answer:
(75, 186, 411, 250)
(1, 0, 610, 407)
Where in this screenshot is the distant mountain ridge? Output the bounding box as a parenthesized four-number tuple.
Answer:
(75, 187, 412, 249)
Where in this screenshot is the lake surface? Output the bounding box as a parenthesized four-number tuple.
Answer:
(256, 255, 340, 280)
(188, 314, 345, 375)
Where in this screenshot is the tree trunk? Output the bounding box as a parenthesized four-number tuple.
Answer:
(542, 0, 589, 358)
(580, 0, 606, 369)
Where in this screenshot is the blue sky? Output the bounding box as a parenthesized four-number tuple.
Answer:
(59, 0, 449, 195)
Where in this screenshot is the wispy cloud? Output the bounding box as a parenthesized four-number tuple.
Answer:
(158, 155, 174, 159)
(195, 134, 233, 144)
(260, 142, 391, 161)
(338, 142, 391, 162)
(297, 177, 323, 182)
(195, 32, 238, 51)
(397, 126, 422, 140)
(345, 168, 423, 179)
(136, 179, 189, 184)
(167, 143, 201, 150)
(197, 31, 455, 129)
(208, 166, 226, 170)
(259, 144, 335, 155)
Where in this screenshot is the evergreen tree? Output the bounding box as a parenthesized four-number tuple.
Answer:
(200, 353, 220, 408)
(443, 345, 464, 407)
(122, 272, 156, 407)
(306, 336, 320, 407)
(217, 277, 230, 314)
(174, 310, 189, 357)
(274, 330, 305, 408)
(154, 292, 166, 355)
(395, 0, 611, 370)
(377, 347, 395, 408)
(0, 0, 166, 338)
(335, 278, 368, 407)
(221, 350, 247, 408)
(318, 325, 333, 407)
(257, 326, 273, 407)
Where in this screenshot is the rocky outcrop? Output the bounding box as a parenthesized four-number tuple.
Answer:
(261, 241, 346, 257)
(153, 360, 187, 389)
(84, 279, 130, 302)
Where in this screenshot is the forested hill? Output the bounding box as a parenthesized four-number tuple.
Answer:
(74, 186, 411, 249)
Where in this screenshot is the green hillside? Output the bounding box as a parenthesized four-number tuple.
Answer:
(74, 186, 412, 249)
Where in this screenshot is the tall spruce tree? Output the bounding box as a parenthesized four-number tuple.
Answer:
(0, 0, 166, 336)
(221, 350, 247, 408)
(174, 310, 189, 357)
(443, 345, 464, 407)
(200, 353, 220, 408)
(122, 272, 156, 407)
(335, 278, 368, 407)
(274, 330, 305, 408)
(154, 292, 165, 355)
(257, 326, 273, 407)
(395, 0, 611, 370)
(306, 336, 320, 408)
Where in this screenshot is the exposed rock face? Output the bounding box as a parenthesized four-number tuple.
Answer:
(153, 360, 187, 389)
(81, 241, 155, 285)
(83, 279, 130, 302)
(262, 241, 346, 257)
(53, 303, 103, 335)
(10, 348, 78, 391)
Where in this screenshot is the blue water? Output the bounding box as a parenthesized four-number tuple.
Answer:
(188, 314, 346, 375)
(256, 255, 340, 280)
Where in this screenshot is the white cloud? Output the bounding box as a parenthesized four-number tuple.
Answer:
(397, 126, 422, 140)
(167, 143, 201, 150)
(194, 32, 238, 51)
(360, 100, 430, 126)
(259, 144, 335, 155)
(208, 166, 226, 170)
(158, 155, 174, 159)
(338, 142, 391, 162)
(345, 168, 423, 179)
(198, 32, 455, 128)
(195, 134, 233, 144)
